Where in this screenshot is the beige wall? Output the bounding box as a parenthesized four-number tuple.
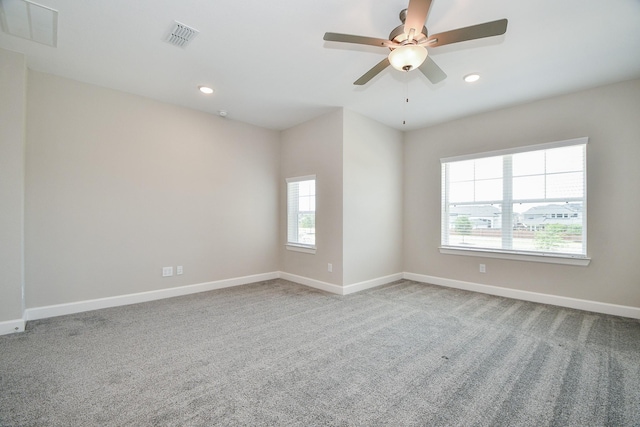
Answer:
(280, 110, 344, 285)
(404, 79, 640, 307)
(6, 61, 638, 319)
(280, 109, 403, 287)
(0, 49, 26, 322)
(25, 71, 280, 308)
(343, 110, 403, 285)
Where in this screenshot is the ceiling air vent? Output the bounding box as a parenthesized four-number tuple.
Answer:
(0, 0, 58, 47)
(165, 21, 199, 48)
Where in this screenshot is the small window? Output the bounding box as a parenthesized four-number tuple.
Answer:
(441, 138, 587, 260)
(286, 175, 316, 252)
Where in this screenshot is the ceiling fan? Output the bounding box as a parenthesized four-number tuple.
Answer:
(323, 0, 508, 85)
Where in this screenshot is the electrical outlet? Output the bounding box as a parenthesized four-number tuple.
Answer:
(479, 264, 486, 273)
(162, 266, 173, 277)
(177, 265, 183, 275)
(328, 263, 333, 272)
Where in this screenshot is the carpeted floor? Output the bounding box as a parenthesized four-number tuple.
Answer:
(1, 279, 639, 426)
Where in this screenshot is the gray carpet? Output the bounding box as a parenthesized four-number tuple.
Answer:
(1, 279, 639, 426)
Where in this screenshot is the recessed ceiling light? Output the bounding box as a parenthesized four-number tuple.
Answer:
(464, 74, 480, 83)
(218, 110, 228, 117)
(198, 86, 214, 94)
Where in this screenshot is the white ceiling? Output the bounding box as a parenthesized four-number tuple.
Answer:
(2, 0, 640, 131)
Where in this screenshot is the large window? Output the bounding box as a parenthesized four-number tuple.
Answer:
(287, 175, 316, 252)
(441, 138, 587, 262)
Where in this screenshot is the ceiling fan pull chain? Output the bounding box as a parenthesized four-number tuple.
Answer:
(403, 77, 409, 126)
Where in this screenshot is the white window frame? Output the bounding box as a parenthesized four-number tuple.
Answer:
(440, 137, 590, 266)
(286, 175, 316, 254)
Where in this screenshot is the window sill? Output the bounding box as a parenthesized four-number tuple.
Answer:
(439, 247, 590, 266)
(286, 244, 316, 254)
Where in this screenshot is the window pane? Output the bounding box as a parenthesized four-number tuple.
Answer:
(512, 202, 584, 254)
(449, 181, 474, 203)
(547, 145, 583, 173)
(446, 204, 502, 250)
(299, 196, 311, 212)
(287, 178, 315, 246)
(513, 151, 545, 176)
(449, 160, 475, 182)
(298, 180, 314, 196)
(476, 178, 502, 202)
(547, 172, 584, 199)
(475, 156, 502, 180)
(298, 213, 315, 245)
(513, 175, 545, 200)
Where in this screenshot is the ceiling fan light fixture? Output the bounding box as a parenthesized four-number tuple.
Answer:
(388, 44, 428, 72)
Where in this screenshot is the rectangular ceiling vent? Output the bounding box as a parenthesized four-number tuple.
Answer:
(0, 0, 58, 47)
(165, 21, 199, 48)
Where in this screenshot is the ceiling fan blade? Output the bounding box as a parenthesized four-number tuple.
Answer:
(404, 0, 433, 37)
(418, 56, 447, 84)
(324, 32, 397, 48)
(354, 58, 390, 85)
(426, 19, 508, 47)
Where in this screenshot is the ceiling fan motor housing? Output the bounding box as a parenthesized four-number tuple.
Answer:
(389, 24, 429, 45)
(390, 8, 429, 46)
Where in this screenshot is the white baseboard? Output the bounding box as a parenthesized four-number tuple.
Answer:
(342, 273, 404, 295)
(403, 272, 640, 319)
(279, 272, 345, 295)
(24, 272, 279, 321)
(278, 272, 403, 295)
(14, 270, 638, 332)
(0, 318, 26, 335)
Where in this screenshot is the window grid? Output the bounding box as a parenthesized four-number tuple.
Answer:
(441, 140, 587, 258)
(286, 176, 316, 248)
